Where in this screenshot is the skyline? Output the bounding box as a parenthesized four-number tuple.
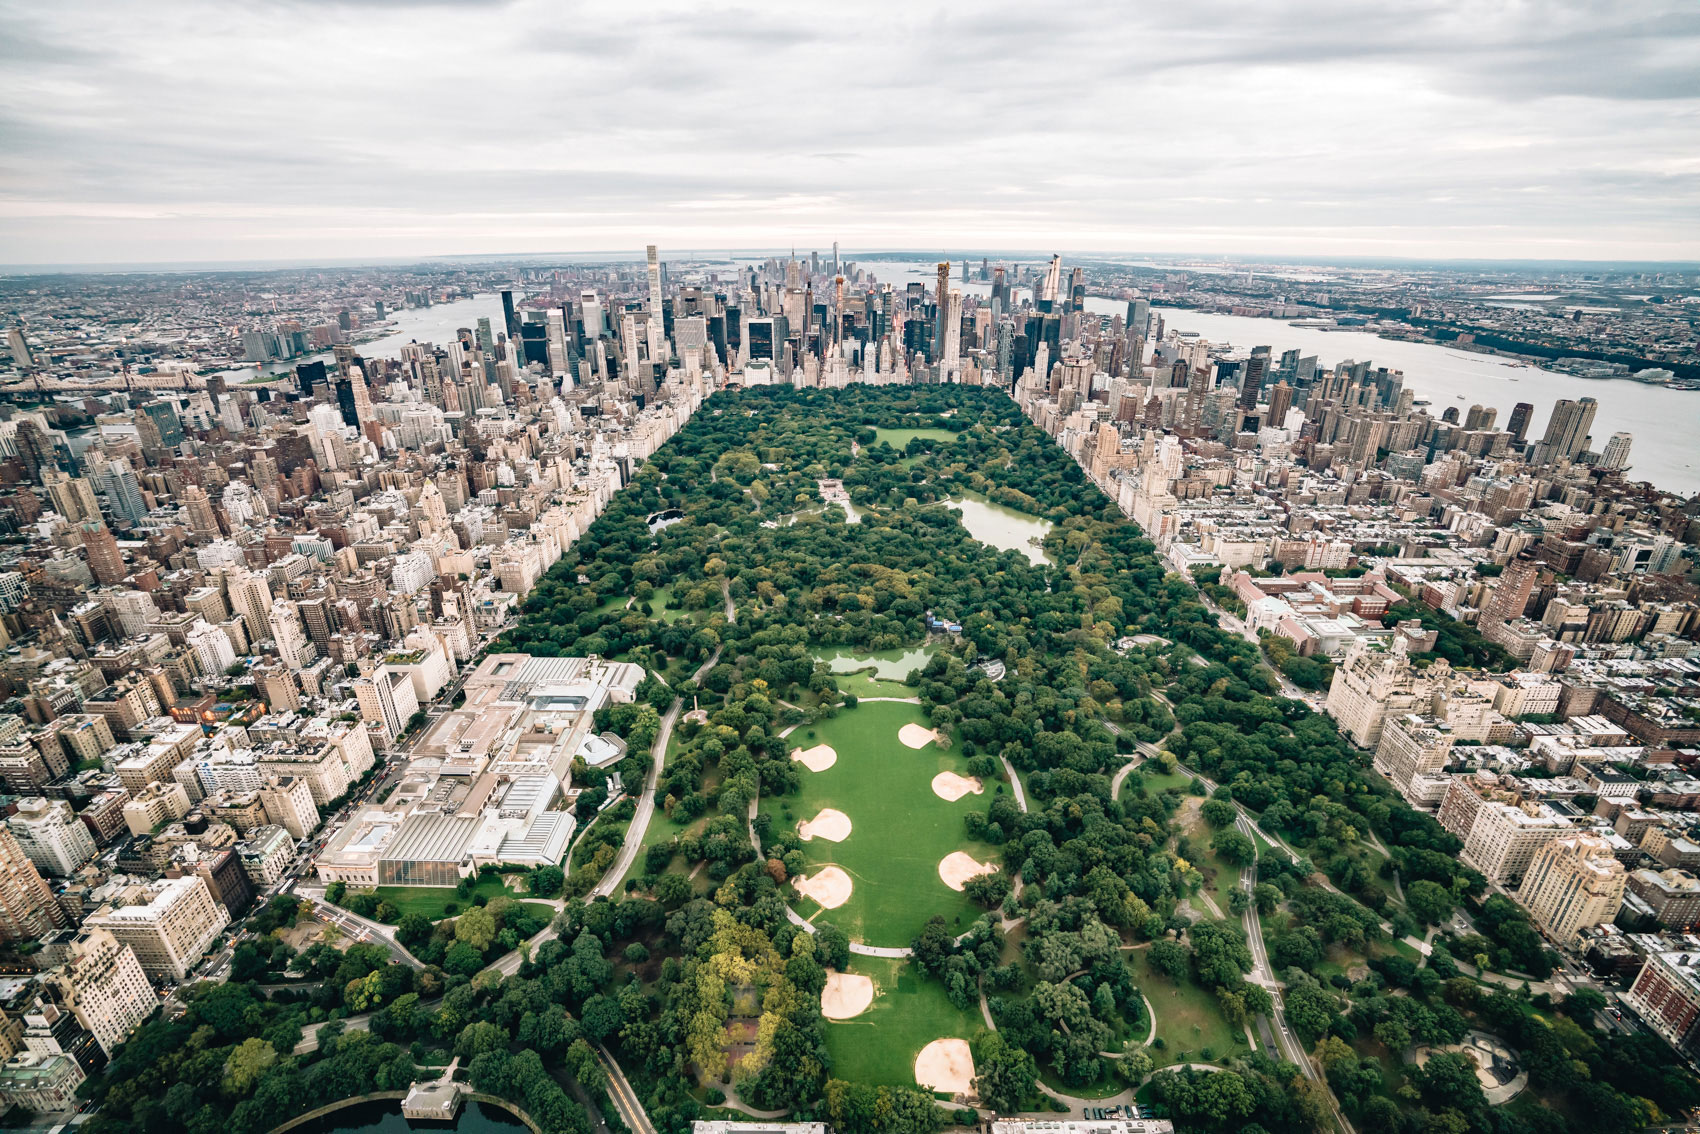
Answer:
(2, 0, 1698, 264)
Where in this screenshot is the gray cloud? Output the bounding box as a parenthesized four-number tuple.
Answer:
(0, 0, 1695, 264)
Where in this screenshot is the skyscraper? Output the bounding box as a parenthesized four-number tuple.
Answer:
(1599, 431, 1633, 472)
(1507, 402, 1534, 445)
(1267, 381, 1293, 429)
(1238, 351, 1269, 411)
(0, 827, 65, 943)
(1533, 396, 1597, 465)
(182, 484, 220, 540)
(1483, 556, 1537, 624)
(501, 289, 520, 341)
(80, 521, 126, 585)
(933, 262, 950, 360)
(97, 462, 148, 526)
(646, 245, 664, 323)
(941, 290, 963, 375)
(1126, 297, 1150, 337)
(5, 324, 31, 368)
(1040, 255, 1062, 308)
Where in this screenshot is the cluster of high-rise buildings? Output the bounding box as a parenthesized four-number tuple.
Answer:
(0, 246, 1692, 1111)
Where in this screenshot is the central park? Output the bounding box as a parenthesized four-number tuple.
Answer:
(79, 385, 1700, 1134)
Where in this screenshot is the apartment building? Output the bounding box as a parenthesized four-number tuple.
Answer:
(122, 781, 192, 837)
(1439, 775, 1572, 886)
(45, 929, 157, 1056)
(0, 828, 66, 943)
(1627, 869, 1700, 931)
(7, 797, 97, 877)
(1626, 949, 1700, 1055)
(236, 825, 294, 886)
(83, 875, 229, 981)
(1372, 712, 1454, 809)
(1516, 833, 1627, 943)
(1326, 638, 1448, 748)
(258, 775, 319, 840)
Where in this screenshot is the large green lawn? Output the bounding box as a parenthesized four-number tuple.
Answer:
(872, 427, 959, 449)
(642, 584, 697, 624)
(368, 875, 531, 921)
(1130, 949, 1246, 1068)
(764, 700, 996, 947)
(823, 954, 985, 1089)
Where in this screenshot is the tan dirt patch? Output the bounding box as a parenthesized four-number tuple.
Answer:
(931, 771, 983, 802)
(899, 723, 941, 749)
(938, 851, 998, 891)
(798, 808, 852, 842)
(793, 865, 853, 909)
(914, 1037, 976, 1097)
(820, 970, 875, 1019)
(790, 743, 837, 772)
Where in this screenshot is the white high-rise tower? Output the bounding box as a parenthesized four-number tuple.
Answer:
(1599, 431, 1633, 472)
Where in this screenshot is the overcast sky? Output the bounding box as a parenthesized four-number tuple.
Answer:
(1, 0, 1696, 266)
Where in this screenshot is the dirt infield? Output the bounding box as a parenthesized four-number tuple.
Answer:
(931, 771, 983, 801)
(794, 865, 853, 909)
(798, 808, 852, 842)
(821, 970, 875, 1019)
(914, 1037, 976, 1096)
(898, 723, 941, 749)
(937, 851, 998, 891)
(791, 743, 838, 772)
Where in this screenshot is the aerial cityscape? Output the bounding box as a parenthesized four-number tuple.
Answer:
(1, 4, 1698, 1134)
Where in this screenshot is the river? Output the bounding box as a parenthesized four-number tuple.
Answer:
(212, 293, 511, 383)
(865, 259, 1699, 496)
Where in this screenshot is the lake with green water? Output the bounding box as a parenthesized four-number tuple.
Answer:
(814, 645, 935, 681)
(296, 1099, 526, 1134)
(947, 489, 1052, 565)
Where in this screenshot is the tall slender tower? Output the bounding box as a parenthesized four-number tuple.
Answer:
(646, 245, 664, 321)
(933, 262, 951, 360)
(1041, 255, 1062, 306)
(645, 245, 668, 366)
(942, 290, 963, 376)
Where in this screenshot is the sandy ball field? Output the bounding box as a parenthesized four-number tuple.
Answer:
(793, 865, 853, 909)
(820, 970, 875, 1019)
(898, 723, 941, 749)
(914, 1038, 976, 1096)
(790, 743, 837, 772)
(938, 851, 998, 891)
(931, 771, 983, 801)
(798, 808, 852, 842)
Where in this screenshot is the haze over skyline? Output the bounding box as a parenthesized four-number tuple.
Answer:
(2, 0, 1697, 266)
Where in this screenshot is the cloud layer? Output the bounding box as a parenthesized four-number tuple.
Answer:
(1, 0, 1696, 264)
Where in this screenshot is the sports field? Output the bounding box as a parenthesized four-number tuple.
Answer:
(822, 954, 985, 1089)
(763, 699, 997, 947)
